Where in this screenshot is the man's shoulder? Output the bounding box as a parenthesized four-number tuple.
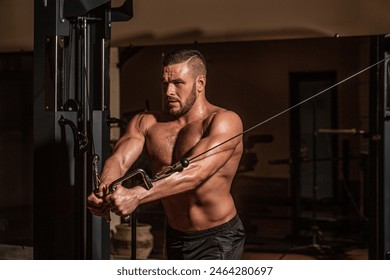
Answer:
(208, 106, 242, 123)
(133, 110, 174, 130)
(203, 106, 242, 133)
(135, 110, 170, 122)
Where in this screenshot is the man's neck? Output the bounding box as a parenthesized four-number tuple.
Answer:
(176, 98, 209, 125)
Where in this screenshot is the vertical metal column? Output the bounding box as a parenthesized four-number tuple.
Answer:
(382, 35, 390, 260)
(368, 34, 390, 260)
(33, 0, 111, 259)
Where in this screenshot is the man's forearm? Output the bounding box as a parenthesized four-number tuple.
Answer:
(99, 156, 129, 186)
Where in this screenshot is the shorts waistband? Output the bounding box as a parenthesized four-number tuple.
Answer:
(167, 215, 240, 241)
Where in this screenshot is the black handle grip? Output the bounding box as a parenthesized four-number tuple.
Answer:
(171, 158, 189, 172)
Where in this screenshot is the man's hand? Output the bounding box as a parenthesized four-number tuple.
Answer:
(108, 185, 146, 216)
(87, 184, 111, 218)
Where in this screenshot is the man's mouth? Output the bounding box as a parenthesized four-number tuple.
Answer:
(167, 98, 179, 105)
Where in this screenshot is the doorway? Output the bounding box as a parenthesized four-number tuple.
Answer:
(290, 71, 338, 238)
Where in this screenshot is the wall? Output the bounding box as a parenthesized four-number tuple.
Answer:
(0, 53, 33, 246)
(1, 1, 390, 52)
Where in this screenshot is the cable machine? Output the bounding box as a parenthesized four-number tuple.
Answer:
(33, 0, 133, 259)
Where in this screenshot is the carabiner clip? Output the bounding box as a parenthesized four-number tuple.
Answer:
(153, 158, 189, 181)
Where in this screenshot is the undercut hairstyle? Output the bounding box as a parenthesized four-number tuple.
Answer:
(162, 49, 207, 77)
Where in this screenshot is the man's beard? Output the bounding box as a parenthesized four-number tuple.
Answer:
(166, 83, 197, 117)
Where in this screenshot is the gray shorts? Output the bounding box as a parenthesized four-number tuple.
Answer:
(166, 215, 246, 260)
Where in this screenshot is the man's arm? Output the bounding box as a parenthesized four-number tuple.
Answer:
(110, 110, 243, 216)
(87, 113, 147, 213)
(99, 114, 146, 187)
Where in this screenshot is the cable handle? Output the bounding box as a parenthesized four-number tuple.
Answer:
(93, 168, 153, 223)
(108, 168, 154, 193)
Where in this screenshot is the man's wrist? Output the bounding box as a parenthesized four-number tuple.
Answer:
(135, 185, 149, 203)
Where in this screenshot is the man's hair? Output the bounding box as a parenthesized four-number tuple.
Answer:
(162, 49, 207, 77)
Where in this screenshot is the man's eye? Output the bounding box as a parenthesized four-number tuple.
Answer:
(162, 81, 183, 89)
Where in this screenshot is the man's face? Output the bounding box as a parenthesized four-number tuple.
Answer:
(162, 61, 197, 117)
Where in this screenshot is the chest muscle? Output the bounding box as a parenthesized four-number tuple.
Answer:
(146, 121, 204, 166)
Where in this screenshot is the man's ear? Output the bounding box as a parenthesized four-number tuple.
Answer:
(197, 75, 206, 92)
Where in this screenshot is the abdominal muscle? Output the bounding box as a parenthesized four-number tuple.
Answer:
(161, 177, 237, 232)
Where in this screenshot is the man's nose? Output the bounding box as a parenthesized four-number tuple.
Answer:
(164, 83, 175, 96)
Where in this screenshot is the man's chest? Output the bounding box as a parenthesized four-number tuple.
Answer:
(145, 121, 205, 164)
